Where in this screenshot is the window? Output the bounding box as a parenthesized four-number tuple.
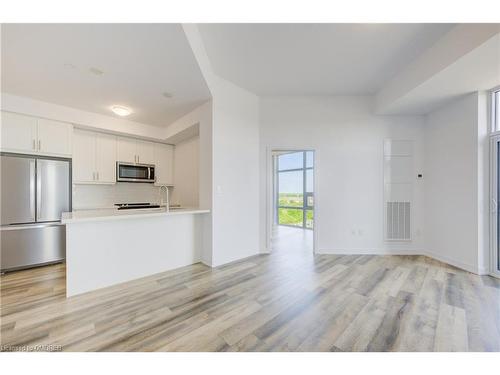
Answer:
(275, 151, 314, 229)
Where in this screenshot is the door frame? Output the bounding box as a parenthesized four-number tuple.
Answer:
(266, 146, 319, 254)
(489, 135, 500, 278)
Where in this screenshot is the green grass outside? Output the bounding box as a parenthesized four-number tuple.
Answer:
(278, 193, 303, 207)
(278, 207, 314, 228)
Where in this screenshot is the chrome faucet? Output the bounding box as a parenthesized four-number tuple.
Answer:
(159, 185, 169, 212)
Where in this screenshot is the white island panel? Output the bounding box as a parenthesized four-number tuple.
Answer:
(66, 211, 207, 297)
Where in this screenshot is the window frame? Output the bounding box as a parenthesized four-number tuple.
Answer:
(490, 86, 500, 277)
(490, 86, 500, 134)
(275, 151, 314, 229)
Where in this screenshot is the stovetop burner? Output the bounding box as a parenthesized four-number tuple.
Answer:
(115, 203, 161, 210)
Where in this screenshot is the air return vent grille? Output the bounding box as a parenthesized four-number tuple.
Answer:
(386, 201, 411, 241)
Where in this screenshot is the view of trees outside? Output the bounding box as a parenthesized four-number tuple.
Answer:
(276, 151, 314, 229)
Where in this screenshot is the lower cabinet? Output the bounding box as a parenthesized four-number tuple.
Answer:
(73, 129, 116, 184)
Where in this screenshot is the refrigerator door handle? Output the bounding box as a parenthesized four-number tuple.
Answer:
(30, 160, 36, 221)
(36, 162, 42, 221)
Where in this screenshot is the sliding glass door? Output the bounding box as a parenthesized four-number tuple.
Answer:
(490, 88, 500, 277)
(275, 151, 314, 229)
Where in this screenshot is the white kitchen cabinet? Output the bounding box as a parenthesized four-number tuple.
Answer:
(136, 140, 155, 165)
(37, 118, 73, 156)
(0, 111, 72, 157)
(0, 112, 38, 153)
(73, 129, 116, 184)
(117, 137, 136, 163)
(154, 143, 174, 185)
(73, 129, 96, 183)
(96, 133, 117, 183)
(117, 137, 155, 164)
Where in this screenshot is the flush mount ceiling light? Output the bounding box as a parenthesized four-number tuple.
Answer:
(111, 105, 132, 117)
(162, 92, 173, 99)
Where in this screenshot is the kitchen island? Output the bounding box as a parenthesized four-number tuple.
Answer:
(62, 207, 210, 297)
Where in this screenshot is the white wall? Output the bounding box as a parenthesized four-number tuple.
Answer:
(424, 92, 489, 274)
(163, 101, 213, 265)
(72, 183, 165, 210)
(259, 96, 426, 255)
(183, 24, 261, 267)
(171, 136, 200, 207)
(210, 78, 260, 266)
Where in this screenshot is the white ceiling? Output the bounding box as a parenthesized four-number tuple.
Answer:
(380, 33, 500, 115)
(1, 24, 211, 127)
(198, 23, 455, 95)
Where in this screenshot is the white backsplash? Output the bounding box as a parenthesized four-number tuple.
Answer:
(72, 183, 172, 210)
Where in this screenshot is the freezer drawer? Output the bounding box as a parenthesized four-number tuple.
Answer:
(1, 223, 66, 272)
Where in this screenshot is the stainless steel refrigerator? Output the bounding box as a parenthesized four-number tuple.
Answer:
(1, 153, 71, 272)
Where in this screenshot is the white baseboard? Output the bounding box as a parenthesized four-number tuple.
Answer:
(210, 251, 261, 268)
(214, 248, 489, 276)
(422, 250, 486, 275)
(317, 248, 422, 256)
(317, 248, 488, 275)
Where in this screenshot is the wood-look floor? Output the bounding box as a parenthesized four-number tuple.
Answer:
(1, 228, 499, 352)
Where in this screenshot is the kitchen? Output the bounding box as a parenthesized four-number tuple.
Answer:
(0, 109, 209, 296)
(0, 24, 215, 297)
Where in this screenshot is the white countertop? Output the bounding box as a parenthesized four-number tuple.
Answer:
(61, 207, 210, 224)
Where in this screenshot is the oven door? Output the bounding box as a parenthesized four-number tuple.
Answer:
(116, 162, 155, 183)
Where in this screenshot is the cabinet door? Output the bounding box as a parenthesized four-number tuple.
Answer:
(154, 143, 174, 185)
(73, 129, 96, 183)
(136, 140, 155, 165)
(37, 118, 73, 156)
(96, 133, 117, 183)
(117, 137, 136, 163)
(0, 111, 38, 153)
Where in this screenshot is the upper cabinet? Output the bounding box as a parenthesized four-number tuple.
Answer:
(73, 129, 116, 184)
(1, 111, 72, 157)
(73, 129, 96, 183)
(37, 119, 73, 156)
(95, 133, 117, 183)
(116, 137, 136, 163)
(136, 140, 155, 165)
(154, 143, 174, 186)
(117, 137, 155, 165)
(0, 112, 37, 153)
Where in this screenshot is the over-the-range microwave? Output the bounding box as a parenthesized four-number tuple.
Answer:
(116, 161, 155, 183)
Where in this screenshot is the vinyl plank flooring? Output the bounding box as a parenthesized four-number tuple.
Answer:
(1, 241, 499, 352)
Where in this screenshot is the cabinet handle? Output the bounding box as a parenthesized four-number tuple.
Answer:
(96, 172, 99, 181)
(93, 172, 96, 181)
(32, 140, 36, 150)
(38, 140, 41, 151)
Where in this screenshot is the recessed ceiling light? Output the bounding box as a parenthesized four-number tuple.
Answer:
(111, 105, 132, 117)
(89, 67, 104, 76)
(162, 92, 173, 99)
